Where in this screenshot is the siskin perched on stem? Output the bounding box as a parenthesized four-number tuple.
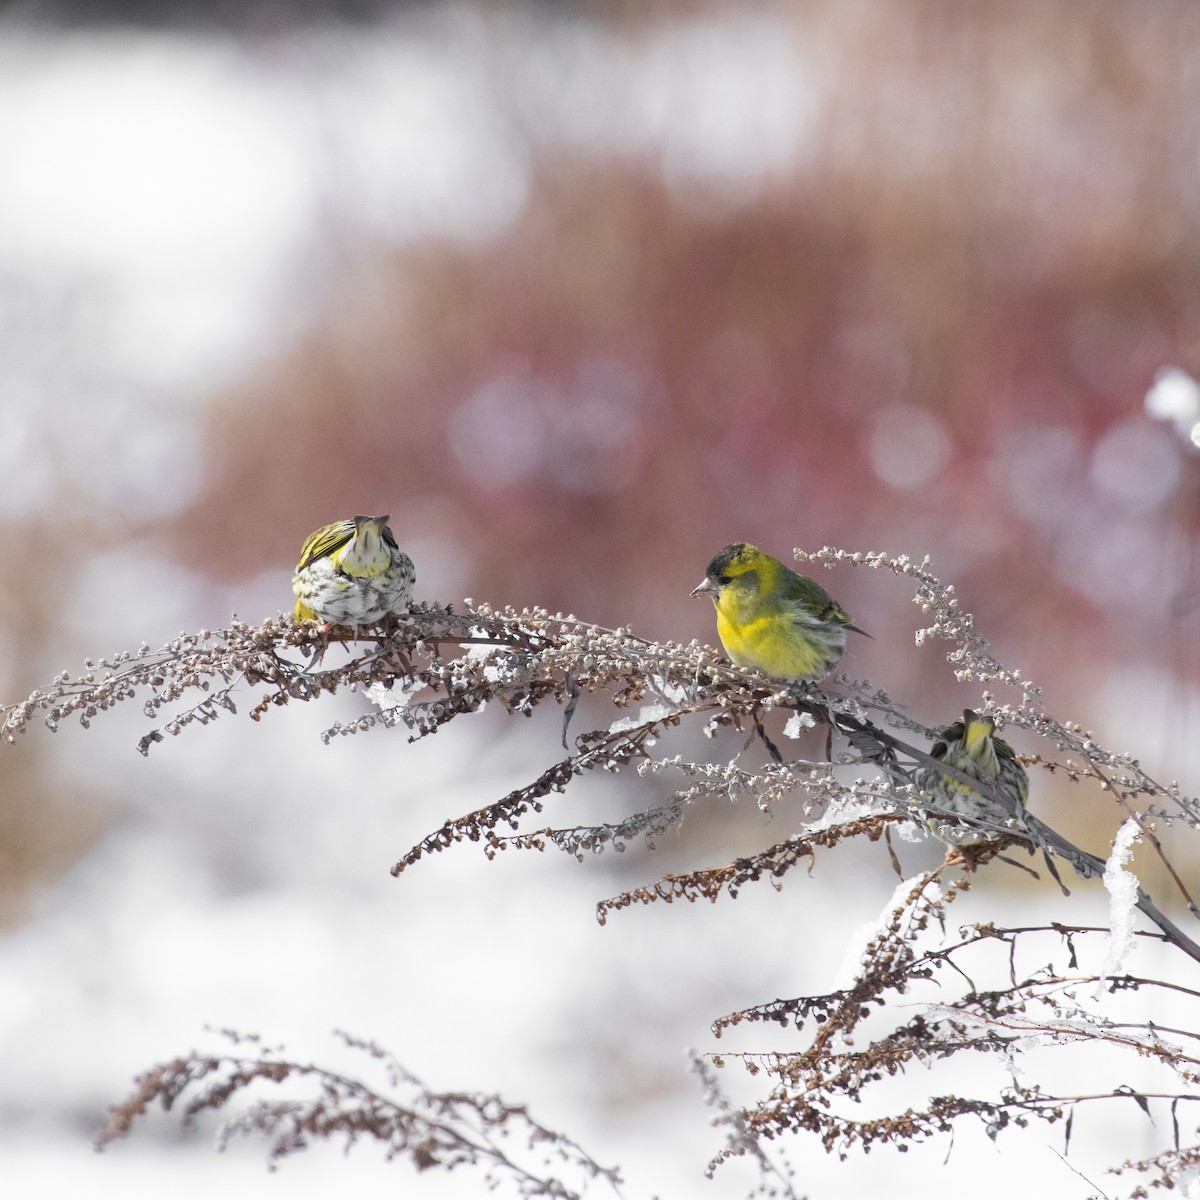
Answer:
(292, 515, 414, 628)
(916, 709, 1029, 845)
(691, 543, 869, 683)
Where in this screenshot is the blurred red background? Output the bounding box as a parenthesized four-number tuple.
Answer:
(176, 5, 1200, 709)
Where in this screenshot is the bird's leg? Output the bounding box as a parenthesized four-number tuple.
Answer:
(301, 629, 331, 673)
(782, 685, 835, 760)
(797, 690, 833, 761)
(301, 621, 348, 673)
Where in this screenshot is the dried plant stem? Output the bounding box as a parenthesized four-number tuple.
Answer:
(7, 551, 1200, 1196)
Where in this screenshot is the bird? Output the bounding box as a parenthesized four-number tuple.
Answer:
(915, 709, 1029, 845)
(690, 542, 868, 682)
(292, 515, 414, 628)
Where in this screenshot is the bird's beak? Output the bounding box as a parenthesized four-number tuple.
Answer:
(690, 577, 717, 598)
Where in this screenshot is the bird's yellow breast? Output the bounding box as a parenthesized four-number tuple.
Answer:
(715, 602, 830, 680)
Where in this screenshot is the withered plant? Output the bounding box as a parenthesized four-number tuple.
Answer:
(6, 549, 1200, 1199)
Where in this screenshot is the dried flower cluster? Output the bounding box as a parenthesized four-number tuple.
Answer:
(709, 881, 1200, 1191)
(6, 550, 1200, 1197)
(96, 1029, 625, 1199)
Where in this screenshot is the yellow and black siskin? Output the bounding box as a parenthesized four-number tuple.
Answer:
(292, 515, 414, 627)
(916, 709, 1029, 845)
(691, 542, 868, 682)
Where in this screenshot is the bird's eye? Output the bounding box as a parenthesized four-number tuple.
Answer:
(718, 574, 732, 585)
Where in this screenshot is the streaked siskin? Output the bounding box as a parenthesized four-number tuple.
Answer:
(915, 709, 1028, 845)
(691, 542, 868, 682)
(292, 514, 414, 626)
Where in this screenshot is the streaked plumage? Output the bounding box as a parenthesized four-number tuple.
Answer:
(292, 514, 414, 626)
(915, 709, 1028, 845)
(691, 542, 867, 682)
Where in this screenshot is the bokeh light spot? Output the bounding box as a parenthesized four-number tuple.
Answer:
(450, 357, 649, 495)
(995, 425, 1085, 525)
(1145, 366, 1200, 442)
(868, 404, 951, 489)
(1090, 419, 1180, 510)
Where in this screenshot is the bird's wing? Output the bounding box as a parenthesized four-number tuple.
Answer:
(995, 737, 1030, 804)
(296, 520, 356, 570)
(779, 571, 852, 628)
